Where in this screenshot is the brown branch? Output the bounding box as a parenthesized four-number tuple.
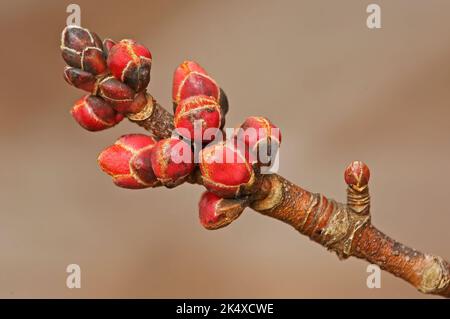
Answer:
(126, 94, 174, 140)
(251, 174, 450, 297)
(132, 96, 450, 298)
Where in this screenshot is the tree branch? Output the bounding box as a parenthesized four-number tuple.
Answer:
(60, 25, 449, 296)
(251, 174, 450, 297)
(135, 96, 450, 298)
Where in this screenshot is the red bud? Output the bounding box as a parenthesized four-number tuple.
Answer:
(63, 67, 96, 93)
(150, 138, 194, 187)
(107, 39, 152, 92)
(344, 161, 370, 187)
(174, 95, 222, 142)
(199, 141, 255, 198)
(70, 95, 123, 131)
(81, 47, 107, 75)
(235, 116, 281, 166)
(98, 134, 159, 189)
(61, 26, 106, 75)
(172, 61, 220, 106)
(98, 76, 136, 113)
(198, 191, 245, 230)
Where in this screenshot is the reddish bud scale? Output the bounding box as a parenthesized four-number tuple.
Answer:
(98, 134, 159, 189)
(199, 141, 255, 198)
(150, 138, 194, 187)
(174, 95, 222, 142)
(97, 76, 143, 114)
(63, 67, 96, 92)
(172, 61, 220, 104)
(199, 192, 223, 228)
(198, 192, 247, 230)
(344, 161, 370, 187)
(70, 95, 123, 131)
(102, 38, 116, 57)
(107, 39, 152, 92)
(236, 116, 281, 165)
(172, 61, 228, 128)
(61, 26, 107, 75)
(198, 192, 245, 230)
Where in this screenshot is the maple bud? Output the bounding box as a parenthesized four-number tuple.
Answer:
(172, 61, 229, 128)
(98, 134, 159, 189)
(150, 138, 195, 187)
(60, 25, 107, 75)
(235, 116, 281, 166)
(107, 39, 152, 92)
(70, 95, 123, 131)
(174, 95, 222, 142)
(172, 61, 219, 104)
(63, 67, 97, 93)
(345, 161, 371, 215)
(344, 161, 370, 188)
(198, 191, 246, 230)
(199, 141, 255, 198)
(97, 76, 136, 113)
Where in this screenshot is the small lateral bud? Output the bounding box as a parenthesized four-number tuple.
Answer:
(150, 138, 195, 187)
(107, 39, 152, 92)
(198, 191, 246, 230)
(345, 161, 371, 215)
(199, 141, 255, 198)
(97, 134, 159, 189)
(344, 161, 370, 188)
(174, 95, 222, 142)
(70, 95, 123, 131)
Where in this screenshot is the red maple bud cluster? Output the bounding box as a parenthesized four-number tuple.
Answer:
(61, 25, 281, 230)
(60, 26, 153, 131)
(60, 27, 450, 298)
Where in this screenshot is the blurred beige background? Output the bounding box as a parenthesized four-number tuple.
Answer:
(0, 0, 449, 298)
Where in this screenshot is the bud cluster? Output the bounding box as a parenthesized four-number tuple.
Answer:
(61, 26, 282, 230)
(61, 26, 153, 131)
